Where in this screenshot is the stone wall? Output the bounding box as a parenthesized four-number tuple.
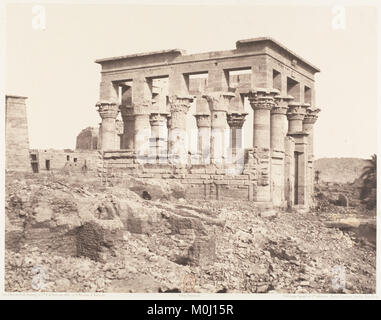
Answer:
(101, 149, 273, 203)
(29, 149, 100, 174)
(5, 95, 31, 172)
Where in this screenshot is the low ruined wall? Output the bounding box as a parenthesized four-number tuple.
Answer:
(30, 149, 101, 174)
(101, 149, 273, 202)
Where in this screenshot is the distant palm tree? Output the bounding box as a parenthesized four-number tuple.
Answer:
(360, 154, 377, 208)
(360, 154, 377, 186)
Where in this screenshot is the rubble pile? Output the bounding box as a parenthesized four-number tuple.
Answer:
(4, 173, 376, 294)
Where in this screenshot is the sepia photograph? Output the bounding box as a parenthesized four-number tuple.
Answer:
(1, 0, 379, 299)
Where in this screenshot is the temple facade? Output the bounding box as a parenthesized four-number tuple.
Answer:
(95, 37, 321, 209)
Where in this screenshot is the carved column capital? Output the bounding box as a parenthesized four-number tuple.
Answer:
(248, 88, 279, 111)
(272, 95, 294, 115)
(194, 114, 211, 128)
(96, 101, 119, 119)
(227, 112, 248, 128)
(149, 113, 169, 127)
(168, 95, 193, 130)
(202, 91, 235, 112)
(303, 107, 321, 125)
(169, 95, 194, 113)
(286, 102, 308, 121)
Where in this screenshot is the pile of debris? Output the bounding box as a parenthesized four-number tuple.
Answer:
(4, 173, 376, 294)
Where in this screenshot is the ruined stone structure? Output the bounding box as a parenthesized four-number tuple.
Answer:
(5, 95, 31, 172)
(29, 149, 100, 174)
(94, 37, 321, 209)
(76, 127, 99, 150)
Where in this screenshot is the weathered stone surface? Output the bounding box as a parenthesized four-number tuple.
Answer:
(5, 96, 31, 172)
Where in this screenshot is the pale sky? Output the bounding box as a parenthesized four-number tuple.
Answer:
(4, 2, 378, 159)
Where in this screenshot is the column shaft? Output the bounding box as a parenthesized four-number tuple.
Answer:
(96, 101, 119, 150)
(248, 88, 279, 202)
(303, 107, 321, 206)
(203, 92, 235, 165)
(150, 113, 168, 162)
(195, 114, 211, 164)
(270, 96, 291, 206)
(227, 112, 247, 159)
(134, 114, 151, 156)
(168, 95, 193, 164)
(248, 88, 279, 150)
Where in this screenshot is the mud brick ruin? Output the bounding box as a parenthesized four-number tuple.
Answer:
(94, 37, 321, 209)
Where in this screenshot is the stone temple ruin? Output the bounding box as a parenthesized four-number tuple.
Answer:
(94, 37, 321, 209)
(4, 37, 321, 210)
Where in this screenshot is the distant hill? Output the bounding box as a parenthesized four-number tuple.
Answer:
(314, 158, 369, 184)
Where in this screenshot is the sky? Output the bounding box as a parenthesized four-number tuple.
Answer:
(4, 2, 378, 159)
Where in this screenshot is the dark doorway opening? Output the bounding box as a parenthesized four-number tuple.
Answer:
(45, 160, 50, 171)
(31, 163, 39, 173)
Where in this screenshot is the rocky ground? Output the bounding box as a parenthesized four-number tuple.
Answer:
(4, 172, 376, 294)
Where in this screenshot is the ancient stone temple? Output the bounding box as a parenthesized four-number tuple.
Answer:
(5, 95, 31, 172)
(95, 37, 321, 209)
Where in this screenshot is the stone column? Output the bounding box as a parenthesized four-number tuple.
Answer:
(271, 96, 293, 152)
(270, 96, 292, 206)
(287, 102, 309, 207)
(248, 88, 279, 149)
(149, 112, 169, 162)
(287, 102, 308, 133)
(226, 112, 247, 157)
(167, 95, 194, 164)
(303, 107, 320, 206)
(119, 106, 135, 149)
(303, 107, 320, 158)
(134, 112, 151, 158)
(284, 136, 295, 209)
(194, 114, 211, 164)
(203, 92, 235, 165)
(96, 101, 119, 150)
(247, 88, 278, 202)
(131, 76, 152, 159)
(226, 112, 247, 174)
